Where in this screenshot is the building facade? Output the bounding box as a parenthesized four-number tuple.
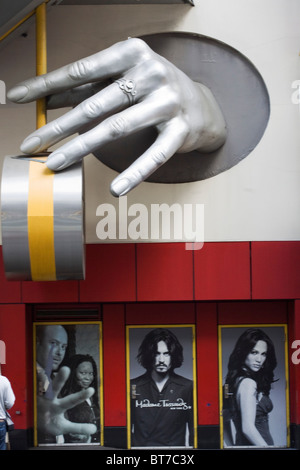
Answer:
(0, 241, 299, 449)
(0, 0, 299, 451)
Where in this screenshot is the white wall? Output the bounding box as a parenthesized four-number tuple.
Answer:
(0, 0, 299, 243)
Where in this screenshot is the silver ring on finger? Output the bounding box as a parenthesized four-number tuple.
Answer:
(115, 78, 137, 106)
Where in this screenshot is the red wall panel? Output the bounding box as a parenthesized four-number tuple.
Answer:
(126, 302, 195, 324)
(0, 304, 27, 429)
(251, 241, 300, 299)
(194, 242, 251, 300)
(218, 301, 288, 324)
(2, 241, 300, 304)
(102, 304, 127, 427)
(196, 303, 219, 425)
(136, 243, 193, 301)
(21, 280, 79, 303)
(80, 244, 136, 302)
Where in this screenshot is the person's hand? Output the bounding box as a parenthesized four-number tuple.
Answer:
(37, 366, 97, 437)
(7, 38, 226, 196)
(67, 433, 90, 443)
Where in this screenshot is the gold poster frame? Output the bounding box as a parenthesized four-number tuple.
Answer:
(218, 324, 290, 449)
(126, 324, 198, 449)
(33, 321, 103, 447)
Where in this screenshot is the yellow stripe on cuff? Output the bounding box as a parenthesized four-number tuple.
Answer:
(27, 159, 56, 281)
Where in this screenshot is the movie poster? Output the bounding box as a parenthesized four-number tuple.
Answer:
(127, 325, 197, 449)
(33, 322, 103, 446)
(219, 325, 289, 448)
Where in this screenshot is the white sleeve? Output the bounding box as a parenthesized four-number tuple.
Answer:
(4, 378, 15, 410)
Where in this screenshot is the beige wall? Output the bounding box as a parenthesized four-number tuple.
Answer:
(0, 0, 299, 243)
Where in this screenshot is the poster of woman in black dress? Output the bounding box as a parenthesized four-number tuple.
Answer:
(34, 322, 102, 446)
(127, 325, 197, 449)
(219, 325, 289, 448)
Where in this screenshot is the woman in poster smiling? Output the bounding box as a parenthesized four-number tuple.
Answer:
(61, 354, 100, 444)
(224, 328, 277, 447)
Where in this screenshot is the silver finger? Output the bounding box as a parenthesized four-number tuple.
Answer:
(20, 82, 132, 154)
(7, 38, 151, 103)
(110, 118, 188, 197)
(45, 94, 172, 172)
(47, 82, 108, 109)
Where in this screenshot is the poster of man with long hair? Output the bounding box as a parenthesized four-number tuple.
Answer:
(219, 324, 289, 448)
(127, 325, 197, 449)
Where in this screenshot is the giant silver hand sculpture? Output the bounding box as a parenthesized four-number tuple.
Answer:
(7, 38, 226, 197)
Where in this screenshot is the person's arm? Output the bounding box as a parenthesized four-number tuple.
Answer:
(237, 378, 269, 446)
(4, 379, 15, 411)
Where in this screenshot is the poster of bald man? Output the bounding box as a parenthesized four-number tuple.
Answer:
(33, 322, 103, 447)
(127, 325, 197, 449)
